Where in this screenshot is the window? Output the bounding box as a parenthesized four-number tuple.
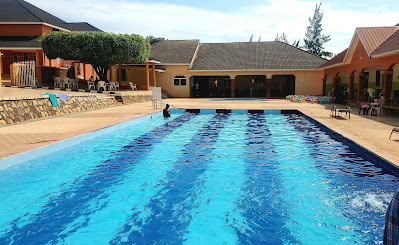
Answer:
(116, 69, 127, 81)
(76, 63, 81, 76)
(376, 70, 381, 87)
(33, 53, 36, 62)
(173, 76, 187, 86)
(13, 53, 18, 62)
(121, 69, 126, 81)
(23, 53, 29, 61)
(56, 58, 60, 64)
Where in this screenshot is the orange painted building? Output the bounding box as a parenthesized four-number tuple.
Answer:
(0, 0, 100, 85)
(322, 25, 399, 106)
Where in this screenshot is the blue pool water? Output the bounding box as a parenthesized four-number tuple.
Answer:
(0, 110, 398, 244)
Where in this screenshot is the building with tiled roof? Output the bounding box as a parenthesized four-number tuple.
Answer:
(322, 24, 399, 106)
(0, 0, 100, 83)
(190, 41, 326, 71)
(111, 40, 326, 97)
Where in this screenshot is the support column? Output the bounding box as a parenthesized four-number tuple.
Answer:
(348, 74, 354, 101)
(83, 63, 86, 80)
(266, 78, 271, 98)
(145, 62, 150, 90)
(333, 75, 340, 97)
(322, 78, 326, 96)
(0, 52, 3, 84)
(382, 70, 393, 105)
(118, 64, 122, 84)
(152, 63, 156, 87)
(358, 73, 364, 101)
(35, 51, 41, 66)
(109, 67, 113, 81)
(230, 77, 235, 97)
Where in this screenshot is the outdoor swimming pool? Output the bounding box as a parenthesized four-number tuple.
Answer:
(0, 110, 398, 244)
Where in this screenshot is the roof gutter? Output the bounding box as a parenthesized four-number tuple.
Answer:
(0, 22, 71, 32)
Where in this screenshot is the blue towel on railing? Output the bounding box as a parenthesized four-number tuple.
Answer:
(43, 93, 59, 107)
(57, 93, 68, 101)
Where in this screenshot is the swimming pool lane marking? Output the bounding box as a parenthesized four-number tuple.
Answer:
(182, 114, 248, 244)
(0, 113, 196, 244)
(236, 113, 299, 244)
(112, 113, 230, 244)
(0, 115, 168, 235)
(265, 114, 363, 244)
(61, 114, 214, 244)
(284, 113, 396, 243)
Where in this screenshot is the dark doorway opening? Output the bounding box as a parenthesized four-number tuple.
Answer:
(234, 75, 267, 97)
(191, 76, 231, 97)
(270, 75, 295, 97)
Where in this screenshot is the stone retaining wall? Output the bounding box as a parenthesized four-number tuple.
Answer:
(116, 95, 152, 104)
(0, 95, 118, 125)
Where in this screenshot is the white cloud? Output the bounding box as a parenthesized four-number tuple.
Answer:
(27, 0, 399, 52)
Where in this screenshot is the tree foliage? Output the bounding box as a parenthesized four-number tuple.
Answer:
(275, 32, 288, 44)
(41, 32, 150, 80)
(146, 35, 166, 45)
(303, 2, 331, 57)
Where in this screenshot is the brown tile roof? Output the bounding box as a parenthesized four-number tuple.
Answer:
(371, 29, 399, 56)
(319, 49, 347, 68)
(0, 36, 41, 48)
(150, 40, 199, 64)
(190, 41, 326, 71)
(356, 27, 399, 56)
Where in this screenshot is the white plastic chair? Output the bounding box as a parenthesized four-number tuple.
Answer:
(54, 76, 61, 88)
(129, 82, 137, 91)
(87, 80, 96, 90)
(370, 96, 385, 116)
(109, 81, 117, 91)
(61, 77, 70, 89)
(115, 81, 119, 90)
(367, 88, 375, 100)
(71, 78, 79, 89)
(98, 81, 107, 91)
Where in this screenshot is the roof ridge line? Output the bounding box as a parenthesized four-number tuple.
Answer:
(276, 40, 328, 61)
(15, 0, 44, 22)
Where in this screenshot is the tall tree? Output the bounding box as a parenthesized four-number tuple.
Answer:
(303, 2, 330, 56)
(275, 32, 288, 43)
(42, 32, 150, 81)
(146, 35, 166, 45)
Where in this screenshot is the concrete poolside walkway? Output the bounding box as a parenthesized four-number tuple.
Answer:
(1, 98, 399, 167)
(0, 101, 160, 159)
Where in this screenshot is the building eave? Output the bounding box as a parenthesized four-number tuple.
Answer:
(320, 62, 345, 70)
(0, 47, 42, 50)
(371, 49, 399, 58)
(188, 68, 324, 72)
(0, 22, 71, 32)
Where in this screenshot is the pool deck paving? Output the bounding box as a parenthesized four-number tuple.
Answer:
(1, 97, 399, 168)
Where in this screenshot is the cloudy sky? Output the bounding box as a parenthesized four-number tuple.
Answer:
(27, 0, 399, 55)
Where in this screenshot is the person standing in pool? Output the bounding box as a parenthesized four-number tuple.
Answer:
(163, 104, 171, 118)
